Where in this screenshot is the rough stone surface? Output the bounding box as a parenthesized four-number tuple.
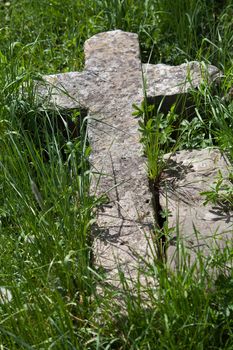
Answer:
(142, 62, 220, 98)
(37, 30, 224, 285)
(160, 148, 233, 267)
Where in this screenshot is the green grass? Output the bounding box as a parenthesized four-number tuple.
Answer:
(0, 0, 233, 348)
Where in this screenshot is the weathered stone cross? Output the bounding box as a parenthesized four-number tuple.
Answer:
(38, 30, 232, 284)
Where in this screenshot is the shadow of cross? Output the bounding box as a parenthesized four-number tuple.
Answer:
(38, 30, 221, 286)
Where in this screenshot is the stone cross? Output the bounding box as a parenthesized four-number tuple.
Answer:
(38, 30, 230, 285)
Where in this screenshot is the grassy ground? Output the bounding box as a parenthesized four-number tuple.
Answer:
(0, 0, 233, 348)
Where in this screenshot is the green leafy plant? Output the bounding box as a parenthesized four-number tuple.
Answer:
(201, 170, 233, 210)
(178, 115, 213, 149)
(133, 101, 178, 182)
(133, 101, 179, 262)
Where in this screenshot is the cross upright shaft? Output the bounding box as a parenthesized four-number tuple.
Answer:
(84, 31, 153, 281)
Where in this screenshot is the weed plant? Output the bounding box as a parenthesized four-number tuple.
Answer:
(133, 100, 180, 261)
(0, 0, 233, 348)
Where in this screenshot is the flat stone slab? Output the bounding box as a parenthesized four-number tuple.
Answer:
(36, 30, 223, 285)
(160, 148, 233, 266)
